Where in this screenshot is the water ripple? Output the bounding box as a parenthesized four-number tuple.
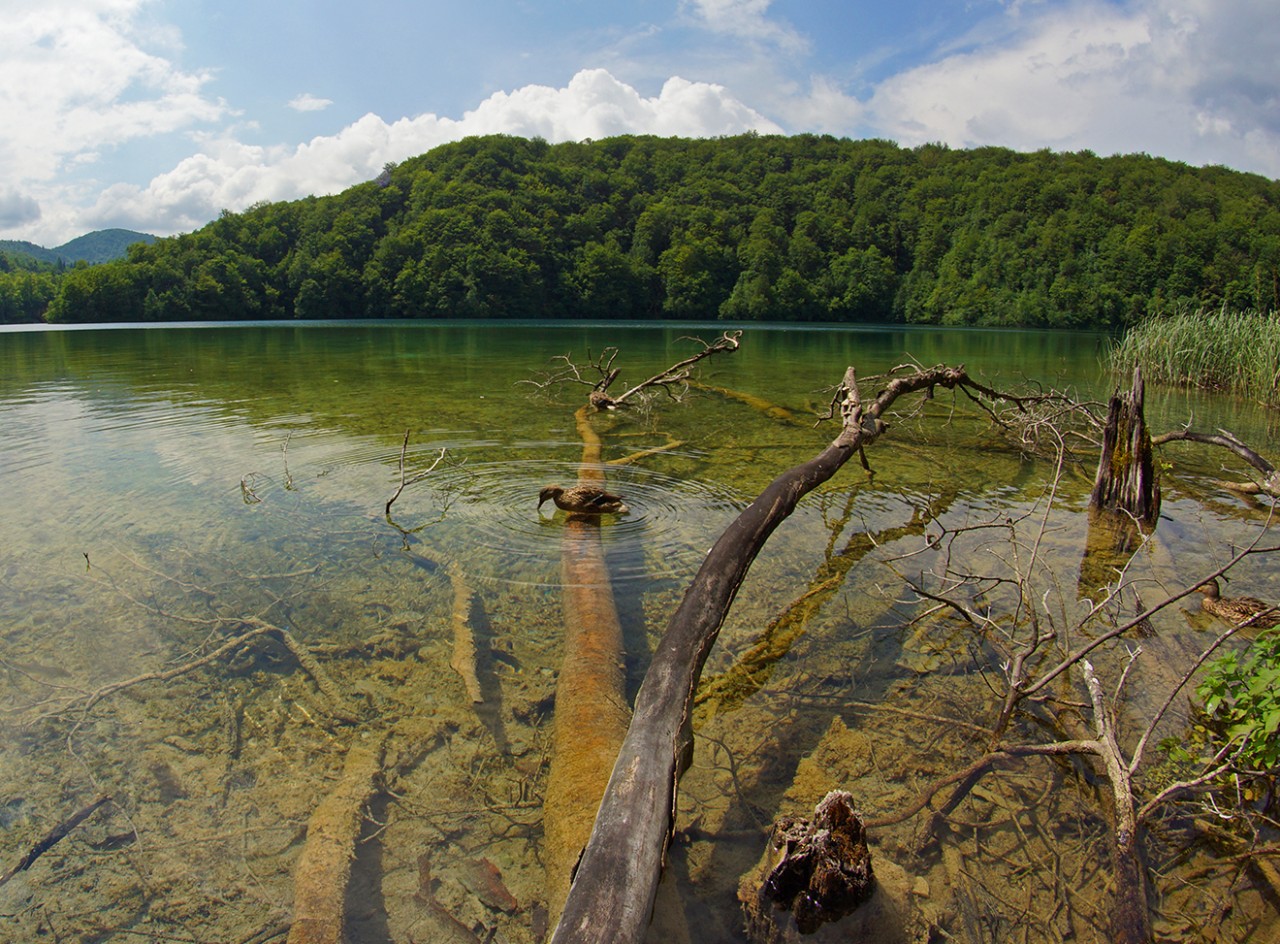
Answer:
(404, 459, 744, 589)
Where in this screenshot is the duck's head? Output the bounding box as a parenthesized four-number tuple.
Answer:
(1195, 579, 1222, 600)
(537, 485, 562, 508)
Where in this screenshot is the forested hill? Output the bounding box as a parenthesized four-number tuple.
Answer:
(37, 134, 1280, 327)
(0, 229, 156, 267)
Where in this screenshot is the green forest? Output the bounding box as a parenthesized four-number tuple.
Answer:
(8, 134, 1280, 327)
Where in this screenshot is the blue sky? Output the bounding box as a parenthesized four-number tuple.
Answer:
(3, 0, 1278, 246)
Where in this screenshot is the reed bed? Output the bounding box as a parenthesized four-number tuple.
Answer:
(1110, 306, 1280, 405)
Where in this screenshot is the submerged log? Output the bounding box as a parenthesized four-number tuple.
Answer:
(287, 736, 385, 944)
(0, 794, 112, 887)
(551, 365, 989, 944)
(695, 497, 952, 717)
(446, 560, 483, 704)
(542, 406, 632, 923)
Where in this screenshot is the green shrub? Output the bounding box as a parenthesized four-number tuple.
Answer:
(1196, 631, 1280, 771)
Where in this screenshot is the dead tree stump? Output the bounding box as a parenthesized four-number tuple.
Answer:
(1081, 365, 1161, 599)
(1090, 365, 1160, 527)
(745, 791, 875, 938)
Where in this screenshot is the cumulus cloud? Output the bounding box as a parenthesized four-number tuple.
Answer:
(0, 0, 227, 184)
(88, 69, 782, 235)
(861, 0, 1280, 177)
(288, 93, 334, 113)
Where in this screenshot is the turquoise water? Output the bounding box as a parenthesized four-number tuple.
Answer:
(0, 321, 1275, 943)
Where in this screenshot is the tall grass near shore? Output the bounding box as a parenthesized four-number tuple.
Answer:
(1111, 306, 1280, 406)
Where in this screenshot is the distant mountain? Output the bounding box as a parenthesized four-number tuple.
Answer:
(0, 239, 56, 265)
(0, 228, 157, 266)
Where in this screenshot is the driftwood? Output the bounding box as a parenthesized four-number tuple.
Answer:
(287, 736, 386, 944)
(551, 364, 998, 944)
(1079, 661, 1151, 944)
(523, 332, 742, 410)
(385, 430, 447, 517)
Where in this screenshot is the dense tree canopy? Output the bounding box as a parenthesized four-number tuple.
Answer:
(23, 134, 1280, 327)
(0, 251, 60, 324)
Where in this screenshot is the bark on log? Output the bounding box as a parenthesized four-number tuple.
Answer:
(1081, 366, 1160, 601)
(551, 365, 979, 944)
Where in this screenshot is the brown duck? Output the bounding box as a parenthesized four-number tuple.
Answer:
(538, 484, 630, 516)
(1195, 579, 1280, 629)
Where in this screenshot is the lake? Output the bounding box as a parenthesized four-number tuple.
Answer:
(1, 321, 1276, 943)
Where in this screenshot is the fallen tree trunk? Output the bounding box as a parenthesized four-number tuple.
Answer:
(551, 364, 992, 944)
(542, 406, 632, 923)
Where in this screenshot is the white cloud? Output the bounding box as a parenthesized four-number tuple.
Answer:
(0, 0, 226, 184)
(87, 69, 782, 236)
(681, 0, 806, 52)
(288, 93, 334, 113)
(859, 0, 1280, 177)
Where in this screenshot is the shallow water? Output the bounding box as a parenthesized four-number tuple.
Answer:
(0, 321, 1276, 943)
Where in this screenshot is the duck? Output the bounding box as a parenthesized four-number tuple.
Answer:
(538, 484, 630, 516)
(1195, 578, 1280, 629)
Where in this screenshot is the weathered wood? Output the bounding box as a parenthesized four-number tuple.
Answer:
(1082, 660, 1152, 944)
(1089, 365, 1160, 526)
(551, 365, 980, 944)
